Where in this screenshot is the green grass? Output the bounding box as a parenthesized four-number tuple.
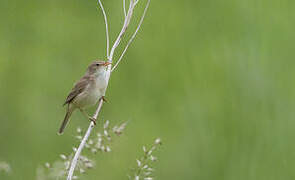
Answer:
(0, 0, 295, 179)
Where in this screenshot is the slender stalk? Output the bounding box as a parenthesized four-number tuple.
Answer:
(112, 0, 151, 71)
(67, 123, 94, 180)
(109, 0, 135, 62)
(67, 99, 104, 180)
(66, 0, 151, 179)
(98, 0, 110, 58)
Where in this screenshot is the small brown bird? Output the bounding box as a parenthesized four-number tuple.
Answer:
(58, 60, 110, 135)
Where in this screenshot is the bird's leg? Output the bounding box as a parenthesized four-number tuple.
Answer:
(78, 108, 96, 125)
(89, 117, 97, 125)
(101, 96, 108, 103)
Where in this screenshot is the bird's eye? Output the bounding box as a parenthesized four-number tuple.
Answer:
(96, 64, 99, 66)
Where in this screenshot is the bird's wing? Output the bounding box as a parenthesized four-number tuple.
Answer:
(63, 75, 93, 105)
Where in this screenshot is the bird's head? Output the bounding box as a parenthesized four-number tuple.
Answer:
(86, 60, 111, 75)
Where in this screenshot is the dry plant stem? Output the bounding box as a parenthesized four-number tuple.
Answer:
(67, 0, 150, 179)
(109, 0, 134, 61)
(67, 99, 104, 180)
(67, 122, 94, 180)
(112, 0, 151, 71)
(98, 0, 110, 58)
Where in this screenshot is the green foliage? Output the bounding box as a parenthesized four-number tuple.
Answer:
(0, 0, 295, 179)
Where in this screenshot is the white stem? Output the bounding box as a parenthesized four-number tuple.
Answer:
(67, 0, 150, 179)
(112, 0, 151, 72)
(67, 98, 104, 180)
(109, 0, 135, 61)
(67, 123, 94, 180)
(98, 0, 110, 58)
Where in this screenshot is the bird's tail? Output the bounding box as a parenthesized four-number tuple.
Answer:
(58, 105, 73, 135)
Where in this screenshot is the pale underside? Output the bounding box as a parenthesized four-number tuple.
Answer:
(68, 71, 108, 110)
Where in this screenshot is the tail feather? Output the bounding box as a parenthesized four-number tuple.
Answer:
(58, 105, 73, 135)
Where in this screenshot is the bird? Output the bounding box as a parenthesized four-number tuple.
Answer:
(58, 60, 110, 135)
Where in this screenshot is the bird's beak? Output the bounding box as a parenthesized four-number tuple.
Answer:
(103, 62, 111, 66)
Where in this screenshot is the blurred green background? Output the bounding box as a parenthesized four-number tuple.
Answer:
(1, 0, 295, 179)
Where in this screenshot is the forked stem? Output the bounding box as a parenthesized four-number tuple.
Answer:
(66, 0, 151, 179)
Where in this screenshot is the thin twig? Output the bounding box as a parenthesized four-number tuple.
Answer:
(112, 0, 151, 71)
(109, 0, 135, 62)
(67, 123, 94, 180)
(67, 99, 103, 180)
(98, 0, 110, 58)
(66, 0, 150, 179)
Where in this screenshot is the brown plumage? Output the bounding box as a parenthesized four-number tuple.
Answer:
(58, 60, 110, 135)
(63, 75, 94, 106)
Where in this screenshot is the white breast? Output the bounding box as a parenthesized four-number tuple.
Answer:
(74, 71, 107, 108)
(93, 72, 108, 97)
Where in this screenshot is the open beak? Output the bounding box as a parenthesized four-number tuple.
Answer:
(103, 62, 111, 66)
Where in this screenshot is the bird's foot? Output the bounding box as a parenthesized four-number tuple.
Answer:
(101, 96, 108, 103)
(89, 117, 97, 125)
